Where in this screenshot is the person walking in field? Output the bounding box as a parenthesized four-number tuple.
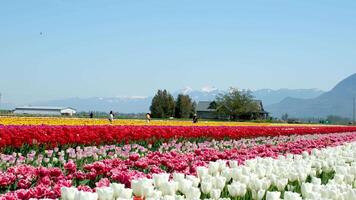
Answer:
(146, 113, 151, 123)
(193, 113, 198, 123)
(89, 112, 94, 118)
(109, 111, 114, 123)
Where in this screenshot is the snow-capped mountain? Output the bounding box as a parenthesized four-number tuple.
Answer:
(173, 86, 222, 102)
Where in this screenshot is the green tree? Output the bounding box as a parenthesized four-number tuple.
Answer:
(215, 87, 260, 120)
(174, 94, 195, 118)
(150, 90, 175, 118)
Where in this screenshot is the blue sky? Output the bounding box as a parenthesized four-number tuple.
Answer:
(0, 0, 356, 104)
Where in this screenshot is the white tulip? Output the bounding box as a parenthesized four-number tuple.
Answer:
(160, 181, 178, 196)
(61, 187, 77, 200)
(74, 190, 98, 200)
(275, 178, 288, 191)
(344, 189, 356, 200)
(261, 178, 271, 190)
(201, 180, 213, 194)
(173, 173, 185, 183)
(311, 177, 321, 185)
(186, 175, 200, 187)
(96, 187, 114, 200)
(153, 173, 170, 188)
(213, 176, 226, 190)
(185, 187, 201, 199)
(239, 174, 250, 185)
(334, 174, 345, 184)
(241, 166, 251, 175)
(217, 160, 227, 172)
(142, 185, 154, 198)
(231, 167, 241, 181)
(301, 183, 314, 198)
(131, 179, 143, 197)
(257, 189, 266, 200)
(174, 195, 185, 200)
(302, 151, 309, 158)
(110, 183, 125, 198)
(196, 166, 209, 180)
(178, 179, 193, 195)
(131, 178, 153, 197)
(344, 174, 354, 185)
(266, 191, 280, 200)
(221, 168, 232, 182)
(151, 190, 162, 199)
(161, 195, 175, 200)
(118, 188, 132, 199)
(229, 160, 238, 168)
(210, 189, 221, 200)
(250, 177, 262, 191)
(284, 191, 302, 200)
(256, 166, 266, 178)
(228, 182, 246, 197)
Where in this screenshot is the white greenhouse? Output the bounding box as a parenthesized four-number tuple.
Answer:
(14, 106, 76, 116)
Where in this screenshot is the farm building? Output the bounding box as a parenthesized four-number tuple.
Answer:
(196, 101, 229, 120)
(196, 100, 268, 120)
(14, 106, 76, 116)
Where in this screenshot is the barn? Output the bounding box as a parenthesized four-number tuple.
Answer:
(14, 106, 76, 116)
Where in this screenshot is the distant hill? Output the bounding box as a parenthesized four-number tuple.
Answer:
(252, 88, 324, 105)
(266, 73, 356, 118)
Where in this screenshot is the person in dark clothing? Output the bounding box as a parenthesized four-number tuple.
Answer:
(89, 112, 94, 118)
(192, 114, 198, 123)
(109, 111, 114, 123)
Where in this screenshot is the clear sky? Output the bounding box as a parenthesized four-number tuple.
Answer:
(0, 0, 355, 104)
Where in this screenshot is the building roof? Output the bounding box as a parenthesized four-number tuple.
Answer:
(15, 106, 76, 111)
(252, 100, 264, 111)
(196, 101, 217, 112)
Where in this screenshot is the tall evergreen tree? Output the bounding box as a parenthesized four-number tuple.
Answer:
(150, 90, 175, 118)
(175, 94, 195, 118)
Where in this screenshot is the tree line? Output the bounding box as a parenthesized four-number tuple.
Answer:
(150, 88, 263, 120)
(150, 90, 196, 118)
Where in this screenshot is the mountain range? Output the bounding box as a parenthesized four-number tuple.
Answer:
(3, 73, 355, 118)
(266, 73, 356, 119)
(25, 87, 323, 114)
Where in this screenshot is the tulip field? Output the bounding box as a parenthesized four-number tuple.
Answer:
(0, 117, 325, 126)
(1, 117, 356, 200)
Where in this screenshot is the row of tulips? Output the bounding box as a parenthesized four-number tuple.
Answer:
(0, 117, 311, 127)
(35, 140, 356, 200)
(1, 125, 356, 149)
(1, 132, 356, 199)
(0, 132, 351, 171)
